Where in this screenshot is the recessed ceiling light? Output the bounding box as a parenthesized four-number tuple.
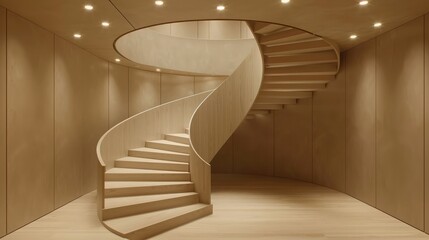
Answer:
(281, 0, 290, 3)
(155, 0, 164, 6)
(156, 68, 161, 72)
(374, 22, 382, 28)
(359, 1, 369, 6)
(73, 33, 82, 39)
(350, 34, 358, 39)
(84, 4, 94, 11)
(101, 21, 110, 27)
(115, 58, 121, 62)
(217, 5, 225, 11)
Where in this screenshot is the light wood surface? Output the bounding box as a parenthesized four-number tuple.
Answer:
(108, 63, 129, 128)
(128, 69, 161, 116)
(274, 98, 313, 182)
(161, 74, 194, 104)
(312, 55, 346, 192)
(5, 175, 429, 240)
(54, 35, 109, 207)
(345, 39, 376, 207)
(6, 11, 55, 233)
(194, 76, 224, 94)
(376, 17, 425, 230)
(0, 6, 5, 238)
(425, 13, 429, 234)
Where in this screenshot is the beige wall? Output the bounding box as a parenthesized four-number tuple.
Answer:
(161, 74, 194, 104)
(0, 9, 224, 236)
(0, 6, 6, 238)
(274, 99, 313, 182)
(376, 17, 425, 230)
(108, 63, 129, 128)
(425, 13, 429, 233)
(6, 12, 55, 233)
(345, 40, 376, 206)
(312, 56, 346, 192)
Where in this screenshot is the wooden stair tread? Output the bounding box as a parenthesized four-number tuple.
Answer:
(103, 203, 211, 236)
(147, 139, 189, 147)
(105, 192, 199, 209)
(130, 147, 189, 156)
(105, 181, 193, 189)
(106, 168, 189, 175)
(165, 133, 189, 138)
(116, 157, 188, 166)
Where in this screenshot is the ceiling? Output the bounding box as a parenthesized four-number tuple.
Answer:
(0, 0, 428, 71)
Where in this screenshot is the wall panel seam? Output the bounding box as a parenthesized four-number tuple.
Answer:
(4, 8, 7, 234)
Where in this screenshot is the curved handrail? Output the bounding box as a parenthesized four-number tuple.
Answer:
(187, 43, 264, 203)
(95, 90, 211, 219)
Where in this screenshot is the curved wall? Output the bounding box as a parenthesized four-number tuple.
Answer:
(116, 26, 255, 76)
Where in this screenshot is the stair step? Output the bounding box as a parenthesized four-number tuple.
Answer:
(146, 140, 190, 154)
(164, 133, 190, 145)
(263, 75, 335, 84)
(265, 51, 338, 68)
(129, 147, 189, 163)
(103, 203, 213, 240)
(105, 181, 194, 197)
(185, 128, 190, 134)
(260, 83, 327, 92)
(260, 28, 315, 45)
(263, 40, 331, 56)
(103, 192, 199, 220)
(253, 22, 286, 34)
(105, 168, 190, 181)
(265, 63, 338, 76)
(115, 157, 189, 172)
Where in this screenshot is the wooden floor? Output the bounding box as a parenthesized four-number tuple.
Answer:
(3, 174, 429, 240)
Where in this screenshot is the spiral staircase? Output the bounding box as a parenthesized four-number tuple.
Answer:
(96, 21, 340, 239)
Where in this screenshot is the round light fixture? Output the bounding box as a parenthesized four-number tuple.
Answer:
(155, 0, 164, 6)
(101, 21, 110, 27)
(84, 4, 94, 11)
(281, 0, 290, 3)
(374, 22, 382, 28)
(359, 1, 369, 6)
(349, 34, 358, 39)
(156, 68, 161, 72)
(217, 5, 225, 11)
(73, 33, 82, 39)
(115, 58, 121, 62)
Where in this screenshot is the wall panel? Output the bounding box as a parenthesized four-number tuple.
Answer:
(345, 39, 376, 206)
(209, 21, 241, 40)
(6, 12, 54, 232)
(274, 99, 313, 182)
(171, 22, 198, 39)
(232, 115, 274, 176)
(129, 69, 160, 116)
(194, 76, 224, 93)
(376, 17, 424, 230)
(312, 56, 346, 192)
(161, 74, 194, 103)
(108, 63, 129, 127)
(0, 7, 6, 238)
(425, 13, 429, 234)
(55, 36, 108, 208)
(197, 21, 209, 39)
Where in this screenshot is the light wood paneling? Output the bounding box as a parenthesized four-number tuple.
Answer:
(425, 13, 429, 234)
(345, 39, 376, 206)
(0, 6, 6, 238)
(194, 76, 224, 93)
(55, 36, 108, 208)
(108, 63, 129, 128)
(197, 21, 209, 39)
(209, 21, 241, 40)
(161, 74, 194, 104)
(233, 115, 274, 176)
(376, 17, 424, 230)
(211, 138, 234, 174)
(274, 99, 313, 182)
(312, 55, 346, 192)
(171, 22, 198, 39)
(129, 69, 160, 116)
(6, 12, 54, 232)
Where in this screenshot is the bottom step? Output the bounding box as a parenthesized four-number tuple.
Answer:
(103, 203, 213, 240)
